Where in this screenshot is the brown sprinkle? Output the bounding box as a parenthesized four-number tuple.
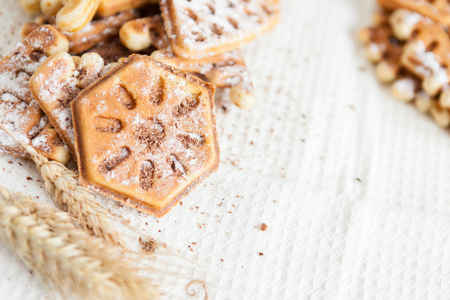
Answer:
(260, 223, 268, 231)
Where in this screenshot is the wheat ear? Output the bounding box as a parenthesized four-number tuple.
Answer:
(0, 185, 160, 299)
(0, 124, 124, 246)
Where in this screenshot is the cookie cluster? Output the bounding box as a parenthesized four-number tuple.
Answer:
(359, 0, 450, 127)
(0, 0, 280, 216)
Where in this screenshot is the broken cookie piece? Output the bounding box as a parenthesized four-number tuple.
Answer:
(71, 54, 219, 217)
(30, 51, 106, 156)
(0, 25, 70, 163)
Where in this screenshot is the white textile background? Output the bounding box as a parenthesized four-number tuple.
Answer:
(1, 0, 450, 299)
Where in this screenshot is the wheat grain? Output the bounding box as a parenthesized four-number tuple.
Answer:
(0, 185, 160, 299)
(0, 124, 124, 247)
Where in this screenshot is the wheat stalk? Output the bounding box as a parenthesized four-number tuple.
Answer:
(0, 124, 124, 247)
(0, 185, 160, 299)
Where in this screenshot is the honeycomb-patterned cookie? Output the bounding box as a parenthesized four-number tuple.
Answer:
(71, 54, 219, 217)
(0, 25, 70, 163)
(22, 10, 138, 54)
(378, 0, 450, 26)
(159, 0, 280, 58)
(30, 52, 106, 156)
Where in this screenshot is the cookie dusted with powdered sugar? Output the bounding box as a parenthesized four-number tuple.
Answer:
(71, 54, 219, 217)
(30, 52, 108, 156)
(0, 25, 70, 163)
(159, 0, 280, 59)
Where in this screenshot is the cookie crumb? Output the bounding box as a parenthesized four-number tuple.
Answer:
(139, 237, 156, 254)
(260, 223, 268, 231)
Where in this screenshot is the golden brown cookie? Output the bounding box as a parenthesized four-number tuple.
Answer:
(159, 0, 280, 58)
(71, 54, 219, 217)
(30, 52, 105, 156)
(389, 9, 450, 97)
(377, 0, 450, 26)
(0, 25, 70, 163)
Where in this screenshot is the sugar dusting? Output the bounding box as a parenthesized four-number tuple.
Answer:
(0, 28, 57, 154)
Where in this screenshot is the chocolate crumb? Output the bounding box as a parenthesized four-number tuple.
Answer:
(178, 133, 205, 148)
(29, 50, 44, 62)
(139, 237, 156, 254)
(135, 120, 165, 150)
(26, 177, 32, 181)
(258, 252, 264, 257)
(58, 84, 81, 108)
(172, 96, 200, 117)
(139, 161, 155, 191)
(260, 223, 268, 231)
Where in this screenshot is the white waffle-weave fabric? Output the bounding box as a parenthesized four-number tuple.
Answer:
(1, 0, 450, 299)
